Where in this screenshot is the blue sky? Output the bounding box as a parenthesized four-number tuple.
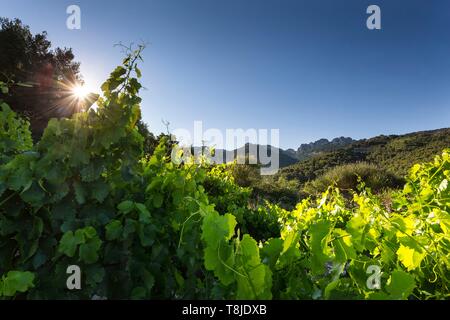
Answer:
(1, 0, 450, 149)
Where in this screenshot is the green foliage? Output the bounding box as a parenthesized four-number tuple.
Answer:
(252, 176, 302, 210)
(0, 80, 32, 165)
(0, 271, 35, 297)
(0, 47, 159, 299)
(304, 162, 404, 195)
(200, 150, 449, 300)
(226, 163, 302, 209)
(278, 149, 365, 185)
(0, 48, 448, 300)
(0, 102, 32, 165)
(203, 164, 280, 242)
(272, 150, 449, 299)
(229, 163, 260, 188)
(0, 47, 224, 298)
(203, 164, 251, 226)
(243, 203, 282, 242)
(201, 211, 272, 299)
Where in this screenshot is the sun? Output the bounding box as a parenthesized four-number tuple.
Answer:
(72, 84, 91, 99)
(68, 82, 98, 111)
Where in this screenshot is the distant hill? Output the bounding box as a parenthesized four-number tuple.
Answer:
(211, 144, 299, 168)
(194, 127, 450, 184)
(211, 127, 450, 209)
(277, 127, 450, 184)
(287, 136, 355, 161)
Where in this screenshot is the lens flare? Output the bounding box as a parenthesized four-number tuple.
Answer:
(72, 84, 90, 99)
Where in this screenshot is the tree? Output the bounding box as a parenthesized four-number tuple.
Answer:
(0, 18, 94, 140)
(136, 119, 158, 156)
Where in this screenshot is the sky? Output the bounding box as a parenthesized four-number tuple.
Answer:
(1, 0, 450, 149)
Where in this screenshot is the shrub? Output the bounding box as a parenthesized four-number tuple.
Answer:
(304, 162, 404, 195)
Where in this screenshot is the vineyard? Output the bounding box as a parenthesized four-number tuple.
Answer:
(0, 50, 449, 300)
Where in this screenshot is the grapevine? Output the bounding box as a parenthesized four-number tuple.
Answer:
(0, 51, 448, 300)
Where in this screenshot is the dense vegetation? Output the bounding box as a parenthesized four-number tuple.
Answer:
(229, 128, 450, 209)
(278, 128, 450, 185)
(0, 51, 448, 300)
(303, 162, 404, 195)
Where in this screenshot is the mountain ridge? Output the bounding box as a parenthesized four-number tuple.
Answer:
(276, 127, 450, 184)
(212, 127, 449, 172)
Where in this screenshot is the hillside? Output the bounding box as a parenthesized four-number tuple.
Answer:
(211, 144, 299, 168)
(212, 137, 355, 168)
(277, 127, 450, 184)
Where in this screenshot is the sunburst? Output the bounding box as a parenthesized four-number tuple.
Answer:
(72, 84, 91, 100)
